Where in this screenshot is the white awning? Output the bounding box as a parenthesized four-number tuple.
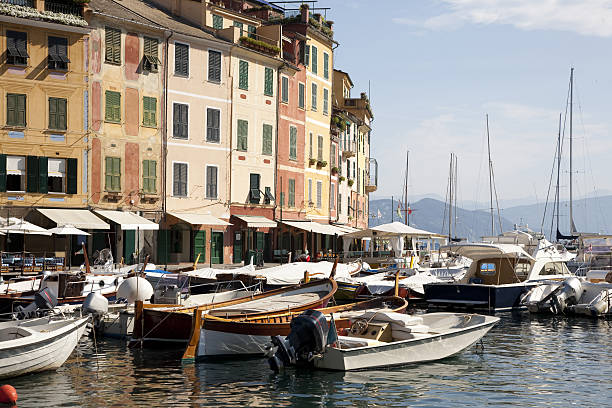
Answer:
(38, 208, 110, 230)
(94, 210, 159, 231)
(234, 215, 277, 228)
(282, 220, 346, 235)
(168, 212, 231, 226)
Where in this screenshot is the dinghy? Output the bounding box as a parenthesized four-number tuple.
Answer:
(0, 315, 89, 378)
(268, 310, 499, 371)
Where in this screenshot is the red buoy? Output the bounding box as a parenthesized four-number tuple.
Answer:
(0, 385, 17, 406)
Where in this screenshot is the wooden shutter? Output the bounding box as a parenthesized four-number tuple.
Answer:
(149, 160, 157, 193)
(6, 94, 15, 126)
(262, 124, 272, 155)
(207, 108, 220, 142)
(290, 127, 297, 159)
(323, 89, 328, 114)
(0, 154, 6, 192)
(113, 157, 121, 191)
(179, 163, 187, 196)
(208, 50, 221, 82)
(26, 155, 38, 193)
(299, 83, 305, 109)
(38, 156, 48, 194)
(239, 60, 248, 90)
(304, 45, 310, 66)
(324, 52, 329, 79)
(105, 27, 121, 64)
(207, 166, 217, 198)
(17, 94, 25, 127)
(311, 83, 317, 110)
(237, 119, 248, 151)
(318, 135, 323, 160)
(264, 67, 273, 96)
(311, 46, 318, 74)
(282, 76, 289, 103)
(49, 97, 57, 130)
(58, 98, 67, 130)
(180, 104, 188, 138)
(175, 43, 188, 76)
(288, 178, 295, 207)
(66, 157, 77, 194)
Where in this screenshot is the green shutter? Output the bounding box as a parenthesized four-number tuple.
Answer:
(311, 46, 318, 74)
(38, 156, 48, 194)
(324, 52, 329, 79)
(239, 60, 248, 90)
(58, 98, 67, 130)
(0, 154, 6, 192)
(49, 97, 67, 130)
(6, 94, 15, 126)
(289, 127, 297, 160)
(149, 160, 156, 193)
(288, 178, 295, 207)
(264, 67, 273, 96)
(298, 83, 305, 109)
(157, 229, 169, 264)
(105, 157, 112, 191)
(66, 158, 77, 194)
(248, 25, 256, 39)
(113, 157, 121, 191)
(26, 156, 38, 193)
(212, 15, 223, 30)
(143, 96, 156, 127)
(262, 124, 272, 155)
(105, 27, 121, 64)
(49, 97, 57, 130)
(304, 45, 310, 66)
(237, 119, 248, 151)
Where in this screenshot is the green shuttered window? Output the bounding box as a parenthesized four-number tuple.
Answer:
(208, 50, 221, 83)
(143, 96, 157, 127)
(173, 162, 187, 197)
(288, 178, 295, 207)
(206, 165, 217, 199)
(49, 97, 67, 130)
(304, 44, 310, 66)
(248, 25, 256, 39)
(289, 126, 297, 160)
(105, 27, 121, 64)
(6, 31, 28, 66)
(264, 67, 273, 96)
(7, 93, 26, 127)
(173, 103, 188, 139)
(66, 158, 77, 194)
(239, 60, 248, 90)
(323, 52, 329, 80)
(212, 15, 223, 30)
(311, 46, 318, 74)
(281, 76, 288, 103)
(105, 91, 121, 123)
(323, 88, 329, 115)
(298, 83, 305, 109)
(262, 124, 273, 155)
(249, 173, 260, 204)
(237, 119, 248, 151)
(311, 83, 317, 111)
(143, 37, 159, 73)
(105, 156, 121, 192)
(317, 135, 323, 161)
(206, 108, 220, 143)
(48, 36, 69, 70)
(142, 160, 157, 193)
(175, 43, 189, 76)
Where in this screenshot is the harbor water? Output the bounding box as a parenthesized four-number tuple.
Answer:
(9, 312, 612, 407)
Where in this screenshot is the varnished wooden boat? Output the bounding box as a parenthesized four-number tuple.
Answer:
(131, 278, 337, 345)
(183, 296, 408, 358)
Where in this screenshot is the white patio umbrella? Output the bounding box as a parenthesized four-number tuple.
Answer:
(48, 225, 90, 270)
(0, 219, 51, 235)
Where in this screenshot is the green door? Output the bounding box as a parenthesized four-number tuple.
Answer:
(211, 232, 223, 264)
(157, 229, 169, 264)
(255, 232, 265, 250)
(233, 231, 243, 263)
(123, 230, 135, 264)
(193, 230, 206, 264)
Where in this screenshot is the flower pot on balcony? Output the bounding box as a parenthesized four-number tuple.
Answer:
(309, 158, 317, 166)
(347, 179, 354, 187)
(339, 176, 346, 182)
(331, 166, 339, 175)
(316, 160, 327, 168)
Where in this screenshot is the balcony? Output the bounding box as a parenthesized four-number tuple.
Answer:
(365, 158, 378, 193)
(0, 0, 86, 25)
(365, 179, 377, 193)
(45, 0, 83, 17)
(342, 141, 356, 158)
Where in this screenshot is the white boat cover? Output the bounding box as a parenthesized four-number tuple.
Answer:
(444, 243, 534, 261)
(183, 262, 257, 280)
(220, 261, 359, 285)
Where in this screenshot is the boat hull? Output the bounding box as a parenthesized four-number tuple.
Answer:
(424, 283, 538, 312)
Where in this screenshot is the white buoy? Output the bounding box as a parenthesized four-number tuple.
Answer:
(117, 277, 154, 304)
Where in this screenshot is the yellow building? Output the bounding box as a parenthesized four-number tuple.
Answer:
(0, 2, 89, 218)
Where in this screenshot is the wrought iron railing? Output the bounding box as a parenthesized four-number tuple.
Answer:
(44, 1, 83, 16)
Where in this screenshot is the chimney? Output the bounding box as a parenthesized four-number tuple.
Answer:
(360, 92, 367, 100)
(300, 4, 309, 23)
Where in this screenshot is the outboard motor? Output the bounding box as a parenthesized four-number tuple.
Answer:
(550, 277, 584, 314)
(82, 292, 109, 316)
(268, 309, 328, 372)
(15, 287, 58, 319)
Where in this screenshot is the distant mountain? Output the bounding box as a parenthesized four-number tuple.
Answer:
(369, 198, 514, 241)
(369, 195, 612, 241)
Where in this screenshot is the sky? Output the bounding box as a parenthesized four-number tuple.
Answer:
(323, 0, 612, 208)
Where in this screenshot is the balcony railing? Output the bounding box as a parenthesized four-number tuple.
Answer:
(45, 1, 83, 16)
(0, 0, 34, 6)
(341, 140, 356, 158)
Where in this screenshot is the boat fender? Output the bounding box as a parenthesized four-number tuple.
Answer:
(0, 385, 17, 406)
(99, 280, 105, 288)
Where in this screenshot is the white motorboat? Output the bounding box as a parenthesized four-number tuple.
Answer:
(269, 311, 499, 371)
(0, 315, 89, 378)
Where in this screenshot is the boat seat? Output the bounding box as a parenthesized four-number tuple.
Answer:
(359, 311, 424, 326)
(337, 335, 385, 349)
(0, 326, 32, 341)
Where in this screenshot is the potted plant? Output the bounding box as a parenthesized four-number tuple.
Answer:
(347, 179, 354, 187)
(339, 176, 346, 182)
(317, 160, 327, 168)
(309, 158, 317, 165)
(331, 166, 339, 174)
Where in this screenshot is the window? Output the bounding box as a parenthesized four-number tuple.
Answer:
(309, 133, 313, 158)
(289, 126, 297, 160)
(143, 96, 157, 127)
(142, 160, 157, 193)
(331, 144, 336, 167)
(105, 27, 121, 64)
(212, 15, 223, 29)
(323, 52, 329, 79)
(206, 108, 220, 142)
(298, 82, 305, 109)
(248, 25, 256, 39)
(143, 37, 159, 73)
(316, 181, 322, 208)
(105, 157, 121, 192)
(105, 91, 121, 123)
(237, 119, 248, 151)
(206, 165, 217, 199)
(323, 88, 329, 115)
(238, 60, 248, 90)
(6, 156, 25, 192)
(338, 193, 342, 214)
(479, 263, 496, 276)
(311, 45, 318, 74)
(304, 44, 310, 66)
(264, 186, 273, 204)
(264, 67, 273, 96)
(233, 21, 244, 35)
(249, 173, 260, 204)
(330, 183, 335, 210)
(173, 162, 188, 197)
(208, 50, 221, 83)
(48, 36, 69, 70)
(281, 76, 289, 103)
(353, 161, 356, 178)
(175, 42, 189, 76)
(308, 178, 312, 204)
(6, 31, 28, 66)
(288, 178, 295, 207)
(48, 97, 67, 130)
(262, 124, 273, 155)
(6, 93, 26, 127)
(173, 103, 188, 139)
(317, 135, 323, 161)
(47, 158, 65, 193)
(311, 83, 317, 111)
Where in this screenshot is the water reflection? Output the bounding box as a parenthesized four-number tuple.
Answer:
(8, 314, 612, 407)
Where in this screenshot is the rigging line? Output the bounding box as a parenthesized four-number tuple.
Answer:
(472, 119, 487, 240)
(441, 153, 451, 236)
(491, 165, 503, 235)
(541, 113, 562, 235)
(555, 77, 571, 236)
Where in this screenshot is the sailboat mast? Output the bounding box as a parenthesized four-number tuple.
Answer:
(448, 153, 453, 239)
(569, 67, 575, 234)
(453, 154, 458, 238)
(555, 113, 561, 237)
(404, 150, 409, 226)
(486, 114, 494, 235)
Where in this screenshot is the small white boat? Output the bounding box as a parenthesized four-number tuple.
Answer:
(0, 315, 89, 378)
(269, 311, 499, 371)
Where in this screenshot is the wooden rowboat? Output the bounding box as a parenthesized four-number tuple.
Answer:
(131, 278, 337, 345)
(183, 296, 408, 359)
